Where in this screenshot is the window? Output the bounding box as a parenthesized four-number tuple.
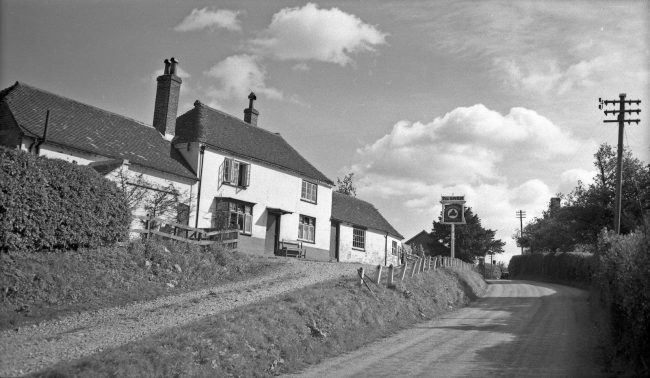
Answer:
(353, 228, 365, 250)
(301, 180, 318, 203)
(214, 200, 253, 235)
(298, 215, 315, 243)
(392, 240, 398, 255)
(221, 157, 250, 188)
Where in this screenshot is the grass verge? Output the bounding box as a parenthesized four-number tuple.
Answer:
(32, 268, 486, 378)
(0, 240, 283, 331)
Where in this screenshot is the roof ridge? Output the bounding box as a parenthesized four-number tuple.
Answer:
(195, 101, 283, 138)
(12, 81, 156, 130)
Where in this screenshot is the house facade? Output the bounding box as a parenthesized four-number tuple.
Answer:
(330, 192, 403, 266)
(0, 58, 335, 260)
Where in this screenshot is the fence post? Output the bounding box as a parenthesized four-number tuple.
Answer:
(358, 267, 365, 286)
(145, 213, 151, 240)
(410, 258, 418, 277)
(400, 261, 408, 281)
(375, 265, 383, 285)
(428, 256, 432, 270)
(388, 264, 394, 286)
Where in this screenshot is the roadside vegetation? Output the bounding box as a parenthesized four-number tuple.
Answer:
(30, 267, 486, 378)
(0, 240, 282, 331)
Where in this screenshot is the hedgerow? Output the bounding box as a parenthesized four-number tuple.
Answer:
(0, 147, 129, 252)
(508, 252, 595, 284)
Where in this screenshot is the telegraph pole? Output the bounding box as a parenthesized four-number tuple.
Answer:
(516, 210, 526, 254)
(599, 94, 641, 234)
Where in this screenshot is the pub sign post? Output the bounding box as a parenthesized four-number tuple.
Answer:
(440, 195, 466, 259)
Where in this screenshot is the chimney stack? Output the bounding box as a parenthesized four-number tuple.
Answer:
(243, 92, 259, 126)
(153, 57, 182, 139)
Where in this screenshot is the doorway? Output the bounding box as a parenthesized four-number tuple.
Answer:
(265, 213, 279, 255)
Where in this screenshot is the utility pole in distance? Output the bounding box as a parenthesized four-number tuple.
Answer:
(599, 94, 641, 234)
(516, 210, 526, 254)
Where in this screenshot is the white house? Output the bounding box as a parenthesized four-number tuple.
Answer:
(330, 192, 404, 266)
(0, 58, 335, 260)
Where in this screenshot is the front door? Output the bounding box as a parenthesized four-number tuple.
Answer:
(265, 213, 279, 255)
(329, 222, 340, 261)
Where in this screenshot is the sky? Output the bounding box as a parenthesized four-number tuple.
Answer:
(1, 0, 648, 264)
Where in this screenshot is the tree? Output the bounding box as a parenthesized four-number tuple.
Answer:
(336, 173, 357, 197)
(513, 143, 649, 252)
(112, 166, 192, 229)
(431, 207, 504, 263)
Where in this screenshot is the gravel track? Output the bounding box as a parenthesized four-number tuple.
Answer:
(0, 258, 361, 377)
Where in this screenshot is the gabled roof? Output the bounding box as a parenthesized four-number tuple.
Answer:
(404, 230, 432, 245)
(0, 82, 197, 181)
(331, 192, 403, 239)
(174, 101, 333, 185)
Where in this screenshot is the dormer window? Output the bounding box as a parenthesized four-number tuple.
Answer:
(221, 157, 250, 188)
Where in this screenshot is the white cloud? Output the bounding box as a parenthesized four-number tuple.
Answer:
(204, 54, 283, 102)
(174, 8, 242, 32)
(561, 168, 596, 188)
(249, 3, 387, 66)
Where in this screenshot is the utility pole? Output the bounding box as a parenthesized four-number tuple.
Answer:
(599, 94, 641, 234)
(516, 210, 526, 254)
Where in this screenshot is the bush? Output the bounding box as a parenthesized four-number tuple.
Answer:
(0, 147, 130, 252)
(595, 223, 650, 372)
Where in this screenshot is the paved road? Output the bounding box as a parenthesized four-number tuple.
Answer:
(287, 280, 606, 378)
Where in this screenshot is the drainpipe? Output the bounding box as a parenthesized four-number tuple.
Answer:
(32, 109, 50, 155)
(384, 232, 388, 266)
(194, 144, 206, 228)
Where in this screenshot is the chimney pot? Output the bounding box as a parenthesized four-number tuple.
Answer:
(163, 59, 171, 75)
(170, 57, 179, 75)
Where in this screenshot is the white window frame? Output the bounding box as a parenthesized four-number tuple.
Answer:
(301, 180, 318, 204)
(215, 200, 253, 235)
(392, 240, 398, 255)
(221, 157, 251, 189)
(298, 215, 316, 243)
(352, 228, 365, 250)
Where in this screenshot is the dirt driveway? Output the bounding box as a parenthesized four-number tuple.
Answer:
(285, 280, 606, 378)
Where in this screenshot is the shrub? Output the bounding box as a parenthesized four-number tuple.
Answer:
(0, 147, 130, 252)
(594, 223, 650, 372)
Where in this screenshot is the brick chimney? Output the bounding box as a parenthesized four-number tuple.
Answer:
(153, 57, 182, 139)
(243, 92, 259, 126)
(549, 197, 561, 217)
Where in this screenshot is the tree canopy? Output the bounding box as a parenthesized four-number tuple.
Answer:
(514, 143, 650, 253)
(431, 206, 505, 263)
(336, 173, 357, 197)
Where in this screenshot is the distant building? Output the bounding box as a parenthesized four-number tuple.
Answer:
(404, 230, 450, 256)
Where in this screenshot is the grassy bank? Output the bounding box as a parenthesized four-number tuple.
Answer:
(32, 268, 486, 378)
(0, 240, 282, 331)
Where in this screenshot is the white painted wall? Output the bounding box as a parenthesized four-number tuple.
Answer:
(338, 223, 402, 266)
(194, 145, 333, 253)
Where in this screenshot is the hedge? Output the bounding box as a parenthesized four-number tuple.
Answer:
(0, 147, 130, 252)
(508, 252, 595, 284)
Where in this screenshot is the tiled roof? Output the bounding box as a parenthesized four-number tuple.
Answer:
(174, 101, 333, 185)
(0, 82, 197, 180)
(331, 192, 403, 239)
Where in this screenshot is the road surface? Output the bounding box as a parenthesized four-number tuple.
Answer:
(286, 280, 606, 378)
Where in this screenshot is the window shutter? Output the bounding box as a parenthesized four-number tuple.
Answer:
(218, 161, 224, 188)
(232, 161, 240, 185)
(223, 157, 232, 183)
(312, 183, 318, 202)
(244, 164, 251, 187)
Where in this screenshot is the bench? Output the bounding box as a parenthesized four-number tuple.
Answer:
(279, 239, 306, 259)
